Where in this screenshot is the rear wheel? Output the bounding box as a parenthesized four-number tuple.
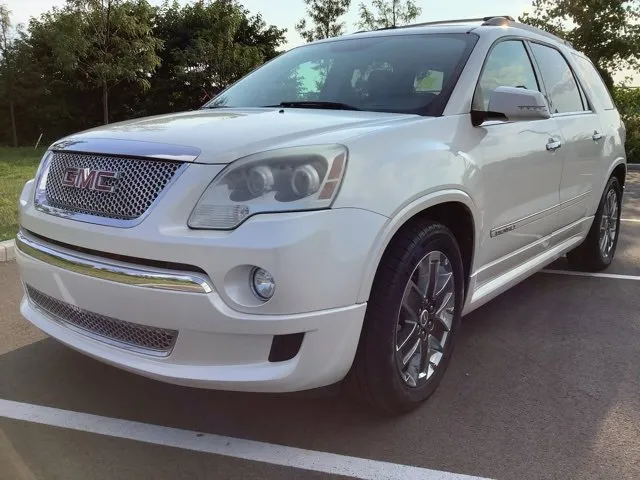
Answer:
(347, 220, 464, 415)
(567, 176, 622, 271)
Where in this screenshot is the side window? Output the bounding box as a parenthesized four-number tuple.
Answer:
(572, 54, 616, 110)
(529, 43, 585, 114)
(474, 40, 540, 111)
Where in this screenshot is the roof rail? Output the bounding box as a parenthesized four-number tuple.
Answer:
(482, 16, 573, 48)
(351, 15, 573, 48)
(352, 16, 514, 33)
(394, 16, 514, 29)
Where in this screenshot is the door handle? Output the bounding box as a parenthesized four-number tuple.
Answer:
(592, 131, 605, 142)
(546, 140, 562, 152)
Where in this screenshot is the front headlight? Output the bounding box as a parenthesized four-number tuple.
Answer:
(188, 145, 348, 229)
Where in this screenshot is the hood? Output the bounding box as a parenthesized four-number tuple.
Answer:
(54, 108, 421, 164)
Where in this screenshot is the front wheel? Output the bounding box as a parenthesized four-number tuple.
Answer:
(567, 177, 622, 272)
(347, 220, 464, 415)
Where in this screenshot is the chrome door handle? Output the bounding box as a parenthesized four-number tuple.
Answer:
(592, 132, 605, 141)
(546, 140, 562, 152)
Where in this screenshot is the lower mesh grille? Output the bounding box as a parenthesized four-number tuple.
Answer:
(26, 285, 178, 357)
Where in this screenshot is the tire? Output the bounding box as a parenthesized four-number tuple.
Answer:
(567, 177, 622, 272)
(347, 219, 465, 415)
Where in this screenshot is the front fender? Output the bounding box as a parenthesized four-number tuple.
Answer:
(356, 189, 481, 303)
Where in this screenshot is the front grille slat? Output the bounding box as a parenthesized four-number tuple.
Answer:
(44, 152, 183, 220)
(26, 285, 178, 356)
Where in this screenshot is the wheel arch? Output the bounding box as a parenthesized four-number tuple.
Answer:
(357, 190, 480, 304)
(589, 159, 627, 216)
(611, 162, 627, 188)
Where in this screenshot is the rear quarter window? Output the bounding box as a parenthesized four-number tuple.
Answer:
(572, 54, 616, 110)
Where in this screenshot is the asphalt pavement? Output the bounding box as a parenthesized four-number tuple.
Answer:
(2, 174, 640, 480)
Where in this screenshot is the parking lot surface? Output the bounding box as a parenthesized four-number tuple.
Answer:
(2, 172, 640, 480)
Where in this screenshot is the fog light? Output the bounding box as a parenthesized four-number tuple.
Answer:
(251, 267, 275, 300)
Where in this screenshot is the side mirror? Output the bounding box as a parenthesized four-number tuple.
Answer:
(472, 86, 551, 126)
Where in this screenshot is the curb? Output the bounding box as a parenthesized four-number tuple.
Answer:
(627, 163, 640, 171)
(0, 239, 15, 263)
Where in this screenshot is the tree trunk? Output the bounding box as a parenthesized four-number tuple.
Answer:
(9, 100, 17, 147)
(392, 0, 397, 27)
(102, 83, 109, 124)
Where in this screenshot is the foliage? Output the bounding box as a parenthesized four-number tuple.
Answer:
(0, 147, 44, 241)
(519, 0, 640, 88)
(0, 4, 17, 146)
(296, 0, 351, 42)
(141, 0, 286, 115)
(35, 0, 163, 124)
(613, 86, 640, 163)
(0, 0, 286, 146)
(357, 0, 421, 30)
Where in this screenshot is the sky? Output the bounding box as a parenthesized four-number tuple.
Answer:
(6, 0, 534, 47)
(3, 0, 636, 84)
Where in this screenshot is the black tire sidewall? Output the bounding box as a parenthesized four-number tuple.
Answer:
(592, 177, 622, 268)
(361, 222, 465, 412)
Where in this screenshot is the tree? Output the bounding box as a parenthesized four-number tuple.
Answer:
(149, 0, 286, 111)
(296, 0, 351, 42)
(0, 0, 286, 145)
(519, 0, 640, 88)
(357, 0, 421, 30)
(0, 4, 17, 146)
(43, 0, 162, 124)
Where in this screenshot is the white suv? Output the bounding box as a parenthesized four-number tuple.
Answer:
(16, 16, 626, 413)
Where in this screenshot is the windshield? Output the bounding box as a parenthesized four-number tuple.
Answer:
(205, 33, 478, 116)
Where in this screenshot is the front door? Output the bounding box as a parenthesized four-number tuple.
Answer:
(469, 39, 564, 284)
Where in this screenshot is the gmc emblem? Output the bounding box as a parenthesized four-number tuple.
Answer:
(62, 167, 119, 193)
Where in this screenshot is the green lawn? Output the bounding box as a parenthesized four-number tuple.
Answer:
(0, 147, 45, 242)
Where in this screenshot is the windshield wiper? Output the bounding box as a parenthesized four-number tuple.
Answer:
(275, 101, 361, 111)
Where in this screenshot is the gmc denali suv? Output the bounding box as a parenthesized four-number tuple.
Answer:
(15, 16, 626, 414)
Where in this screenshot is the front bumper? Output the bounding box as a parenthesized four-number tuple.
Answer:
(16, 232, 368, 392)
(17, 169, 386, 390)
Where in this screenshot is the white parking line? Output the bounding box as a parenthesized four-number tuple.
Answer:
(0, 398, 490, 480)
(621, 218, 640, 223)
(542, 269, 640, 281)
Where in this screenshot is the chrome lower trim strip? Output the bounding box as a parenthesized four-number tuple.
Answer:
(559, 190, 591, 210)
(15, 231, 213, 294)
(490, 191, 593, 238)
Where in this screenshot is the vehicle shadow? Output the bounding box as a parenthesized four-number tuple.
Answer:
(1, 272, 640, 479)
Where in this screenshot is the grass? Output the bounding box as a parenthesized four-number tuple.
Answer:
(0, 147, 45, 242)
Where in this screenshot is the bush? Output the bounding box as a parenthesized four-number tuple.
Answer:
(612, 87, 640, 163)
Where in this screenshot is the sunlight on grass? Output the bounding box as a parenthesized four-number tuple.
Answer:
(0, 148, 45, 242)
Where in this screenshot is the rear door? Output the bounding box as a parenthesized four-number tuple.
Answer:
(528, 42, 603, 230)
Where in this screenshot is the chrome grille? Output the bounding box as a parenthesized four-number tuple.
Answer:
(44, 152, 183, 220)
(26, 285, 178, 356)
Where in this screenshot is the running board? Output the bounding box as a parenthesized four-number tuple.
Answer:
(466, 235, 584, 315)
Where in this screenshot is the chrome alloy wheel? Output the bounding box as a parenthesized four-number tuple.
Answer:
(599, 188, 619, 259)
(395, 251, 455, 388)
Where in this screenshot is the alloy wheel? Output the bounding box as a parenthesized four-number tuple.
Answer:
(395, 251, 455, 388)
(599, 188, 619, 259)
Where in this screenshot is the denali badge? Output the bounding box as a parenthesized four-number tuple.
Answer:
(62, 167, 119, 193)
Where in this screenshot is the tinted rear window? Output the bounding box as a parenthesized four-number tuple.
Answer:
(572, 54, 616, 110)
(530, 43, 585, 114)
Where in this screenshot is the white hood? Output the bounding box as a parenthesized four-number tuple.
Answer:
(57, 108, 420, 164)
